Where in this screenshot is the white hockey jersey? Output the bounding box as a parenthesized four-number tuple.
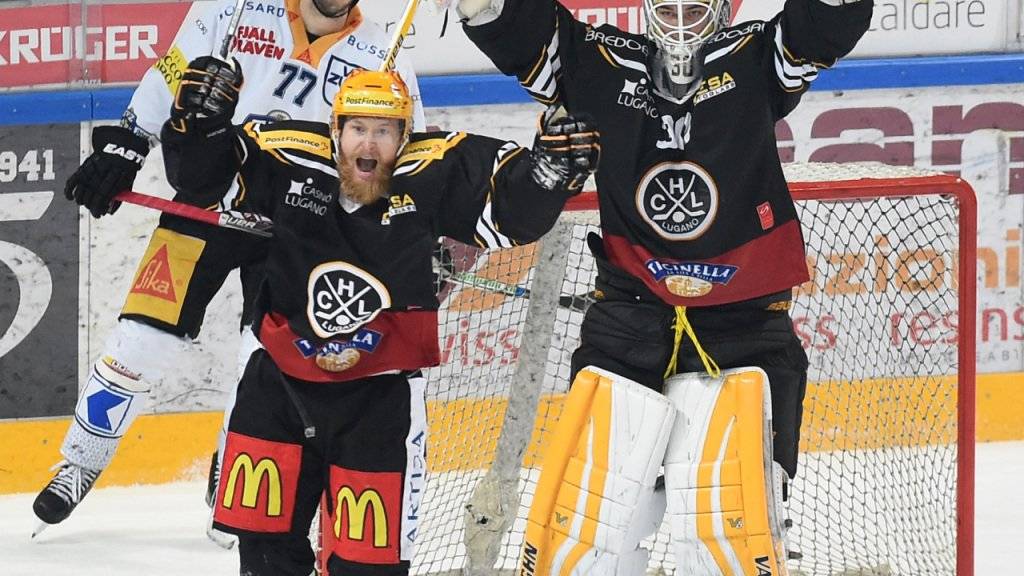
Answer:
(123, 0, 425, 141)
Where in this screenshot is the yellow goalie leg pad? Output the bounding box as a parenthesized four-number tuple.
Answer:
(663, 367, 789, 576)
(518, 366, 675, 576)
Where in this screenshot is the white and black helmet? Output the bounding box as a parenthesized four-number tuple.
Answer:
(644, 0, 731, 101)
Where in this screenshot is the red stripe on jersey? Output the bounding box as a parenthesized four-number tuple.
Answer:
(259, 311, 440, 382)
(603, 220, 810, 307)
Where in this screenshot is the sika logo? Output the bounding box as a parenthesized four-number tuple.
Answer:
(131, 244, 177, 302)
(306, 262, 391, 337)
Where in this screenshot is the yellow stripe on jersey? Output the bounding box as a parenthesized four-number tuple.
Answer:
(597, 45, 620, 69)
(397, 132, 467, 166)
(254, 128, 333, 160)
(732, 35, 754, 54)
(523, 45, 551, 87)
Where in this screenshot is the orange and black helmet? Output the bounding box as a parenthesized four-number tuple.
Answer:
(331, 69, 413, 141)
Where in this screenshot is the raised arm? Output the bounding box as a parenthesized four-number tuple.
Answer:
(160, 57, 246, 207)
(64, 0, 230, 218)
(437, 106, 600, 248)
(782, 0, 873, 64)
(458, 0, 589, 108)
(766, 0, 873, 117)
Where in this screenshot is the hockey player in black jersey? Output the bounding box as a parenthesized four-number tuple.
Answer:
(453, 0, 873, 573)
(35, 0, 428, 541)
(159, 61, 598, 575)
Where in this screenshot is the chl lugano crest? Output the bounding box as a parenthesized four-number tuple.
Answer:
(635, 160, 719, 241)
(306, 261, 391, 339)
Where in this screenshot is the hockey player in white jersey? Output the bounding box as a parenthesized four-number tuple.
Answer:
(35, 0, 425, 532)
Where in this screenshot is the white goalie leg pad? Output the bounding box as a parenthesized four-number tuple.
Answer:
(61, 319, 189, 471)
(662, 367, 789, 576)
(519, 366, 675, 576)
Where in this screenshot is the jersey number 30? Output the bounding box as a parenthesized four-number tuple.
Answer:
(657, 113, 692, 151)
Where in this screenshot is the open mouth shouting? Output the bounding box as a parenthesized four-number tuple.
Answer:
(354, 156, 379, 180)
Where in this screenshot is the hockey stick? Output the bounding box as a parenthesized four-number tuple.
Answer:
(114, 192, 273, 238)
(218, 0, 250, 59)
(435, 264, 596, 312)
(379, 0, 422, 72)
(106, 1, 267, 240)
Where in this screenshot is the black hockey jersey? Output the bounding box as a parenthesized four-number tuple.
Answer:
(465, 0, 872, 306)
(162, 120, 570, 382)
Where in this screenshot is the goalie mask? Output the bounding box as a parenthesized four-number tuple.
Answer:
(644, 0, 731, 102)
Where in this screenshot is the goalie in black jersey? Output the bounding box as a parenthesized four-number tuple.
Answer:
(159, 60, 598, 576)
(453, 0, 873, 574)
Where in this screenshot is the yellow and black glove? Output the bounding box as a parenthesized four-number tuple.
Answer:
(529, 104, 600, 195)
(169, 56, 244, 134)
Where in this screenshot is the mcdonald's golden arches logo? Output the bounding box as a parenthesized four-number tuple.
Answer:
(223, 454, 283, 516)
(213, 434, 301, 534)
(334, 486, 388, 547)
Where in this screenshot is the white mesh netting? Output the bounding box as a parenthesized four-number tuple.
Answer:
(405, 163, 972, 576)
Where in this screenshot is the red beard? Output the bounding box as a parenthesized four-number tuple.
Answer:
(337, 152, 393, 205)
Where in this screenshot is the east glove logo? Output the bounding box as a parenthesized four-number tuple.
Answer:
(306, 262, 391, 337)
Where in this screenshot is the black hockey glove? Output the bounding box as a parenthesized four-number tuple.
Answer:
(169, 56, 243, 133)
(529, 104, 600, 195)
(64, 125, 149, 218)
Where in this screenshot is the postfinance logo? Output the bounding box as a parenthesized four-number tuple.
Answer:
(334, 486, 389, 547)
(222, 454, 283, 516)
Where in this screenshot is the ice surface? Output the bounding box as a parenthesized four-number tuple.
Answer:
(1, 441, 1021, 575)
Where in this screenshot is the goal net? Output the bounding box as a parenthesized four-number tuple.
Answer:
(332, 163, 977, 576)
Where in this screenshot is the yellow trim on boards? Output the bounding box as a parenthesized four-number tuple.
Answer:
(0, 412, 221, 494)
(2, 372, 1022, 495)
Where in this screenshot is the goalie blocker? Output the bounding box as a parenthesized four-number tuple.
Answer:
(520, 366, 789, 576)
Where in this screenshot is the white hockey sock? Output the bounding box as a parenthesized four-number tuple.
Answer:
(60, 319, 190, 471)
(62, 357, 150, 471)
